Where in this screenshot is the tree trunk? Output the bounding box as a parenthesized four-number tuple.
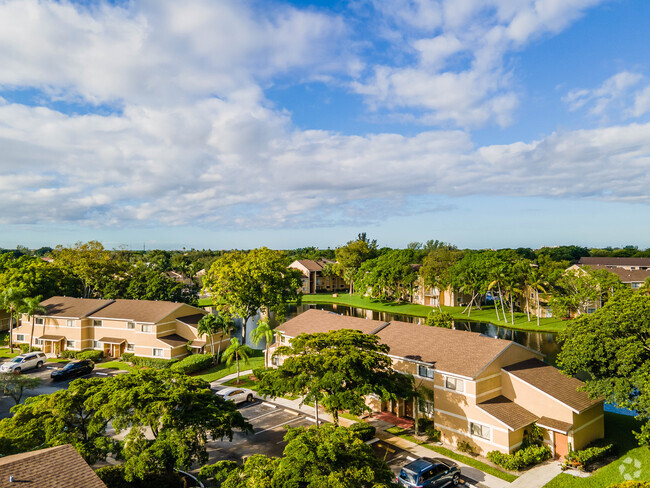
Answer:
(498, 285, 507, 323)
(8, 310, 14, 353)
(525, 294, 531, 322)
(210, 333, 215, 360)
(236, 352, 240, 383)
(241, 315, 250, 346)
(510, 296, 514, 324)
(29, 317, 35, 353)
(414, 398, 420, 436)
(265, 343, 269, 369)
(494, 293, 501, 321)
(315, 398, 320, 426)
(332, 409, 339, 426)
(537, 293, 541, 327)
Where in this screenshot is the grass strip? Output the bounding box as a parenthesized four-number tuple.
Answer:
(399, 434, 518, 483)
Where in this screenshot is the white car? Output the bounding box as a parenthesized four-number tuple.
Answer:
(215, 387, 255, 404)
(0, 352, 47, 374)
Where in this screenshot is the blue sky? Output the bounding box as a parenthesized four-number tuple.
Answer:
(1, 0, 649, 250)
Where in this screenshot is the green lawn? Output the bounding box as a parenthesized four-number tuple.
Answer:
(98, 360, 140, 372)
(197, 297, 215, 307)
(0, 347, 20, 359)
(545, 413, 649, 487)
(194, 352, 265, 383)
(223, 376, 259, 389)
(399, 434, 518, 483)
(301, 293, 567, 333)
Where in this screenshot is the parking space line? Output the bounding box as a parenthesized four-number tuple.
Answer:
(247, 410, 283, 422)
(255, 417, 303, 435)
(261, 402, 277, 408)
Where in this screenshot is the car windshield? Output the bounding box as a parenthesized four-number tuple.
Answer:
(398, 469, 418, 483)
(62, 362, 78, 370)
(9, 357, 23, 363)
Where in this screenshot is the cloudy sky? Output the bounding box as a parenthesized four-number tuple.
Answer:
(1, 0, 649, 250)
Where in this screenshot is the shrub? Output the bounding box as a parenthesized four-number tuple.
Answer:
(77, 350, 103, 362)
(564, 442, 614, 470)
(121, 352, 135, 362)
(349, 422, 376, 442)
(457, 440, 474, 454)
(426, 427, 441, 442)
(425, 310, 453, 328)
(170, 354, 213, 374)
(95, 464, 185, 488)
(18, 344, 40, 354)
(131, 356, 176, 369)
(61, 350, 78, 359)
(607, 482, 650, 488)
(487, 444, 552, 471)
(416, 417, 434, 432)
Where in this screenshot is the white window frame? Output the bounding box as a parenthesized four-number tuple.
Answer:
(35, 317, 45, 325)
(419, 399, 434, 415)
(16, 334, 25, 341)
(469, 421, 491, 441)
(418, 365, 435, 379)
(152, 348, 164, 357)
(445, 376, 465, 393)
(34, 338, 42, 346)
(66, 340, 76, 348)
(127, 321, 135, 329)
(93, 340, 100, 348)
(141, 324, 152, 333)
(126, 343, 135, 352)
(66, 319, 75, 327)
(93, 320, 103, 327)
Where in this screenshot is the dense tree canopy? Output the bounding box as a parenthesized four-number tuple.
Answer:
(257, 329, 413, 425)
(334, 233, 378, 294)
(354, 248, 420, 301)
(201, 424, 396, 488)
(558, 289, 650, 445)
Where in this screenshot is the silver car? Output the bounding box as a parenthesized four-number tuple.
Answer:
(215, 387, 255, 404)
(0, 352, 47, 374)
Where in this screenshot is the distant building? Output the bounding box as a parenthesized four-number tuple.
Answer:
(289, 259, 347, 294)
(0, 444, 107, 488)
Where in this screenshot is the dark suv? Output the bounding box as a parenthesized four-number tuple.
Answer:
(396, 458, 461, 487)
(50, 359, 94, 381)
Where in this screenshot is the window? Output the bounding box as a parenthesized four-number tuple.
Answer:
(141, 324, 152, 333)
(35, 317, 44, 325)
(93, 341, 100, 348)
(418, 365, 434, 379)
(16, 334, 25, 341)
(93, 320, 102, 327)
(271, 355, 280, 366)
(34, 338, 42, 346)
(631, 282, 641, 289)
(419, 399, 434, 415)
(445, 377, 464, 392)
(470, 422, 491, 440)
(66, 319, 74, 327)
(127, 322, 135, 329)
(67, 340, 76, 348)
(587, 307, 597, 314)
(152, 348, 163, 357)
(126, 343, 135, 352)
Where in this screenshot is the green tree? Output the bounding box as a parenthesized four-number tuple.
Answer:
(420, 246, 462, 311)
(0, 373, 42, 405)
(354, 249, 420, 302)
(334, 233, 378, 294)
(412, 379, 435, 437)
(527, 269, 548, 327)
(197, 314, 220, 360)
(558, 289, 650, 445)
(549, 266, 623, 318)
(203, 424, 396, 488)
(250, 318, 275, 369)
(222, 338, 253, 384)
(425, 309, 453, 328)
(22, 296, 46, 352)
(203, 248, 303, 344)
(0, 287, 27, 352)
(258, 329, 413, 425)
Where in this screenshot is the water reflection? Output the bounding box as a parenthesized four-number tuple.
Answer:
(284, 303, 560, 365)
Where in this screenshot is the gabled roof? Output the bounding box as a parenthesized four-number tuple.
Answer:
(577, 257, 650, 267)
(582, 265, 650, 283)
(0, 444, 107, 488)
(278, 309, 530, 378)
(39, 296, 114, 318)
(87, 299, 184, 324)
(477, 395, 539, 431)
(176, 313, 207, 328)
(157, 334, 190, 347)
(503, 358, 601, 413)
(292, 259, 324, 272)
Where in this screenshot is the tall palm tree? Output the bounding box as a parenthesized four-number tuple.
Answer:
(528, 270, 548, 327)
(197, 314, 219, 360)
(23, 296, 46, 352)
(250, 318, 275, 369)
(222, 338, 253, 384)
(412, 380, 435, 437)
(216, 313, 236, 361)
(0, 288, 27, 352)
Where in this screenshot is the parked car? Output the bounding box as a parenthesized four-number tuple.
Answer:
(50, 359, 94, 381)
(215, 387, 255, 404)
(0, 352, 47, 374)
(396, 458, 460, 487)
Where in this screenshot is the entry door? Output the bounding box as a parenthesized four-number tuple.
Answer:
(555, 433, 569, 458)
(404, 400, 414, 418)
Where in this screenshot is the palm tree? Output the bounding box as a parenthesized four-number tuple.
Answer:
(222, 337, 253, 384)
(528, 270, 548, 327)
(250, 318, 275, 369)
(216, 313, 236, 361)
(197, 314, 219, 360)
(23, 296, 46, 352)
(0, 288, 27, 352)
(412, 380, 435, 437)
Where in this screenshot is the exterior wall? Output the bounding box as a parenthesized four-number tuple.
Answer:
(571, 403, 605, 451)
(501, 372, 574, 425)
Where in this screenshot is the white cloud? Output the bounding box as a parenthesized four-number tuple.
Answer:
(354, 0, 606, 128)
(564, 71, 643, 116)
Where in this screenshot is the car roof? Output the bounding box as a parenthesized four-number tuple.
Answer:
(403, 459, 434, 474)
(216, 387, 240, 395)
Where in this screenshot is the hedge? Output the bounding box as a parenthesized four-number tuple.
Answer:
(130, 356, 176, 369)
(349, 422, 376, 442)
(487, 445, 552, 471)
(60, 349, 103, 360)
(170, 354, 213, 374)
(18, 344, 41, 354)
(95, 464, 184, 488)
(121, 352, 135, 362)
(564, 442, 614, 470)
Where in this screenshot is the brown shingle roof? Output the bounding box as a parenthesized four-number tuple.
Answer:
(294, 259, 324, 272)
(537, 416, 573, 434)
(582, 265, 650, 283)
(0, 444, 107, 488)
(157, 334, 190, 347)
(503, 358, 601, 413)
(278, 309, 526, 378)
(477, 395, 539, 431)
(98, 337, 126, 344)
(88, 299, 183, 323)
(578, 257, 650, 267)
(177, 313, 207, 328)
(39, 296, 114, 319)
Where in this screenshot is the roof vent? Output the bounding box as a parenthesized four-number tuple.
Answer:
(9, 476, 14, 483)
(370, 321, 391, 335)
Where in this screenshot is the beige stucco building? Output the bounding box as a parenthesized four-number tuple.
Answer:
(12, 297, 230, 360)
(289, 259, 348, 294)
(412, 276, 474, 308)
(272, 309, 603, 458)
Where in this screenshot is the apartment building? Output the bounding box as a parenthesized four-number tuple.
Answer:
(272, 309, 603, 457)
(412, 276, 474, 308)
(289, 259, 348, 294)
(12, 296, 229, 360)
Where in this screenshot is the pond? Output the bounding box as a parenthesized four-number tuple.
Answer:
(284, 303, 561, 365)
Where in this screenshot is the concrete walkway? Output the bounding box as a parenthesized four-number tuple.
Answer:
(509, 461, 563, 487)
